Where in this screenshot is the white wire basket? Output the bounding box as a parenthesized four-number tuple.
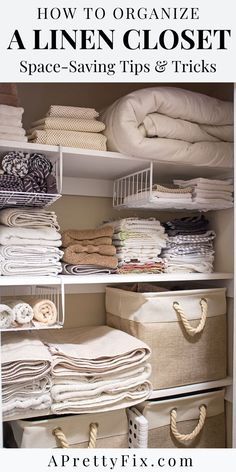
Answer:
(113, 162, 233, 212)
(0, 283, 65, 331)
(0, 149, 62, 209)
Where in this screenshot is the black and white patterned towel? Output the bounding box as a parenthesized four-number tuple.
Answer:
(2, 151, 30, 177)
(0, 174, 24, 191)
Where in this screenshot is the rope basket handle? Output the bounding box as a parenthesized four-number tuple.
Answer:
(173, 298, 208, 337)
(170, 405, 207, 442)
(52, 422, 99, 449)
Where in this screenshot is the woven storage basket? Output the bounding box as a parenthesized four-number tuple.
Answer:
(141, 390, 225, 448)
(10, 409, 130, 448)
(106, 287, 227, 389)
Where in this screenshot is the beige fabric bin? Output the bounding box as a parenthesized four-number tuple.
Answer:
(106, 287, 227, 389)
(141, 390, 225, 448)
(10, 409, 130, 448)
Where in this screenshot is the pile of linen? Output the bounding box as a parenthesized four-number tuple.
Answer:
(0, 151, 57, 194)
(162, 215, 216, 273)
(109, 218, 167, 273)
(2, 332, 52, 419)
(40, 325, 151, 414)
(0, 105, 27, 143)
(0, 297, 58, 329)
(62, 226, 118, 275)
(28, 105, 107, 151)
(174, 177, 234, 209)
(0, 207, 63, 276)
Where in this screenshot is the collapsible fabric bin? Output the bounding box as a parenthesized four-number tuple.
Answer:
(10, 409, 131, 448)
(141, 390, 225, 448)
(106, 287, 227, 389)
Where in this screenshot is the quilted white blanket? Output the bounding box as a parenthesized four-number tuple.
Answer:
(101, 87, 233, 167)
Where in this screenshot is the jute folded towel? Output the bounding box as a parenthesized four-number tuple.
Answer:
(31, 117, 105, 133)
(64, 243, 116, 258)
(63, 251, 118, 269)
(29, 129, 107, 151)
(62, 226, 114, 247)
(46, 105, 99, 119)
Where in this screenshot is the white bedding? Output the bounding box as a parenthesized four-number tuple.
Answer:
(101, 87, 233, 167)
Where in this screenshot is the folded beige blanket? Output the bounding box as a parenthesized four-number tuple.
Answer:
(0, 133, 27, 142)
(28, 129, 107, 151)
(0, 207, 60, 230)
(62, 226, 114, 247)
(30, 117, 105, 133)
(64, 244, 116, 261)
(47, 105, 99, 119)
(63, 252, 118, 269)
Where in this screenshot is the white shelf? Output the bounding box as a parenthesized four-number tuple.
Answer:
(0, 141, 232, 197)
(149, 377, 233, 400)
(0, 272, 233, 288)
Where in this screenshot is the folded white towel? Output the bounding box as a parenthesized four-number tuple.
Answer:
(0, 116, 22, 127)
(0, 260, 62, 276)
(0, 225, 61, 246)
(0, 133, 27, 142)
(0, 208, 60, 230)
(0, 304, 15, 329)
(0, 105, 24, 118)
(0, 126, 25, 136)
(0, 245, 63, 261)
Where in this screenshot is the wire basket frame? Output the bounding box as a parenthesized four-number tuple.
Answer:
(0, 283, 64, 331)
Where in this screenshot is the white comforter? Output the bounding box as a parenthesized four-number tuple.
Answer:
(101, 87, 233, 167)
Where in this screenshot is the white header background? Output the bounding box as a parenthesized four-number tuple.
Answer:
(0, 0, 235, 82)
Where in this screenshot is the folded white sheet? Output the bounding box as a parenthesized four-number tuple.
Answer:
(0, 126, 25, 136)
(0, 133, 27, 142)
(0, 225, 61, 246)
(0, 260, 62, 276)
(0, 245, 63, 261)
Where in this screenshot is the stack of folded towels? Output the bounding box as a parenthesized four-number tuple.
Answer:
(0, 151, 57, 194)
(0, 207, 63, 276)
(62, 226, 118, 275)
(0, 105, 27, 143)
(40, 325, 151, 414)
(2, 332, 52, 419)
(174, 177, 234, 209)
(0, 297, 58, 330)
(28, 105, 107, 151)
(109, 218, 167, 273)
(162, 215, 216, 273)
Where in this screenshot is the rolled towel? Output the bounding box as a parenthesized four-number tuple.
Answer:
(2, 151, 30, 177)
(0, 304, 15, 329)
(4, 300, 34, 325)
(30, 298, 57, 325)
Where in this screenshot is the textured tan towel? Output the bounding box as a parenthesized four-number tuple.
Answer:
(62, 227, 114, 247)
(31, 117, 105, 133)
(64, 244, 116, 261)
(63, 252, 118, 269)
(28, 129, 107, 150)
(47, 105, 99, 119)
